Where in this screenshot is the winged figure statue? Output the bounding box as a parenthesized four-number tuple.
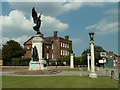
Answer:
(32, 7, 42, 34)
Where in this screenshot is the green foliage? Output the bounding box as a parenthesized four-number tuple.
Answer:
(60, 55, 70, 65)
(2, 40, 24, 65)
(74, 56, 83, 65)
(11, 58, 21, 66)
(81, 45, 105, 65)
(65, 35, 69, 40)
(11, 58, 31, 66)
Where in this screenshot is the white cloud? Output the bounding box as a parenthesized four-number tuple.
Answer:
(96, 19, 118, 35)
(85, 8, 118, 35)
(41, 15, 69, 36)
(86, 18, 118, 35)
(104, 8, 118, 15)
(8, 2, 83, 16)
(1, 10, 69, 44)
(2, 35, 30, 46)
(8, 2, 110, 17)
(1, 10, 34, 38)
(85, 24, 97, 30)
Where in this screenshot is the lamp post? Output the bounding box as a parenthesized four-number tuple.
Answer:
(89, 32, 97, 78)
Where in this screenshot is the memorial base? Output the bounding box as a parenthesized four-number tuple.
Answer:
(29, 59, 47, 70)
(89, 72, 97, 78)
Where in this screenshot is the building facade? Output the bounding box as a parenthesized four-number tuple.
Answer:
(23, 31, 72, 64)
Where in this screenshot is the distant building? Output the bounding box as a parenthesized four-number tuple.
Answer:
(23, 31, 73, 64)
(106, 51, 114, 58)
(105, 51, 120, 67)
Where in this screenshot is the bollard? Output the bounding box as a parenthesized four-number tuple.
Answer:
(111, 70, 115, 79)
(105, 69, 109, 76)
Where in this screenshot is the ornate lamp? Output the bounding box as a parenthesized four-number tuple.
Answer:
(89, 32, 94, 41)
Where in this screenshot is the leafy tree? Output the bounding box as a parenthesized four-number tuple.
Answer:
(60, 55, 70, 65)
(74, 56, 83, 65)
(81, 45, 105, 66)
(2, 40, 24, 65)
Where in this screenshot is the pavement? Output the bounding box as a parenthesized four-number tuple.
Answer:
(1, 67, 119, 80)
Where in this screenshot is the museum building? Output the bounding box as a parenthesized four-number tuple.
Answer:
(23, 31, 72, 64)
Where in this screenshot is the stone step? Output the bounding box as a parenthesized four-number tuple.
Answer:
(48, 69, 62, 74)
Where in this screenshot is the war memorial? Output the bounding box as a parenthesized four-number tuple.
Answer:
(29, 7, 47, 70)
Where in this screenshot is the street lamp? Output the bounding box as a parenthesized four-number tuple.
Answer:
(89, 32, 94, 41)
(89, 32, 97, 78)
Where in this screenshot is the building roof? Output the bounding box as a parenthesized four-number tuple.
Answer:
(24, 35, 71, 46)
(23, 36, 33, 45)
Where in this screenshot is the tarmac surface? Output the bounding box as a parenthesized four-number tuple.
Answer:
(1, 66, 119, 80)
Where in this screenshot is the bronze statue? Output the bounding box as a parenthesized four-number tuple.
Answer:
(32, 7, 42, 34)
(32, 46, 39, 61)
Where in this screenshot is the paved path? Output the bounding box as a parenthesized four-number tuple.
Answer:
(1, 67, 119, 79)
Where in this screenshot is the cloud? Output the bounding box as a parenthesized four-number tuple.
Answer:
(1, 10, 69, 44)
(1, 10, 34, 38)
(1, 35, 30, 46)
(41, 15, 69, 36)
(96, 19, 117, 35)
(104, 8, 118, 15)
(7, 1, 110, 17)
(85, 8, 118, 35)
(8, 2, 84, 17)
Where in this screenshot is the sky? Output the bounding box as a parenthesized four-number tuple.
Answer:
(0, 0, 119, 56)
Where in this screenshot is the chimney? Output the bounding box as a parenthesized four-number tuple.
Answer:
(54, 31, 58, 37)
(65, 35, 69, 40)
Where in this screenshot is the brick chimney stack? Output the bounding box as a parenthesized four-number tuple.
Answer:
(54, 31, 58, 37)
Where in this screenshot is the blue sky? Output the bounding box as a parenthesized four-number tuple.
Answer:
(1, 1, 118, 56)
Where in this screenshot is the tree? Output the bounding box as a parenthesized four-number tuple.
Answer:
(2, 40, 24, 65)
(60, 55, 70, 65)
(81, 45, 105, 66)
(74, 56, 83, 65)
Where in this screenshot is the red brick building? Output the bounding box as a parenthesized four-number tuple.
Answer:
(23, 31, 72, 64)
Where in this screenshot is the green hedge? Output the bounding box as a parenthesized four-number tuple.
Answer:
(11, 58, 31, 66)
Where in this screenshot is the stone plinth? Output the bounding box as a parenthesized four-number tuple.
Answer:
(29, 60, 47, 70)
(89, 72, 97, 78)
(29, 61, 40, 70)
(29, 34, 47, 70)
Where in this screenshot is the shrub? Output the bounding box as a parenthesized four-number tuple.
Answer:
(11, 58, 31, 66)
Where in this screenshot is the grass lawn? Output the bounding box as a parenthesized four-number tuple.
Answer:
(2, 76, 118, 88)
